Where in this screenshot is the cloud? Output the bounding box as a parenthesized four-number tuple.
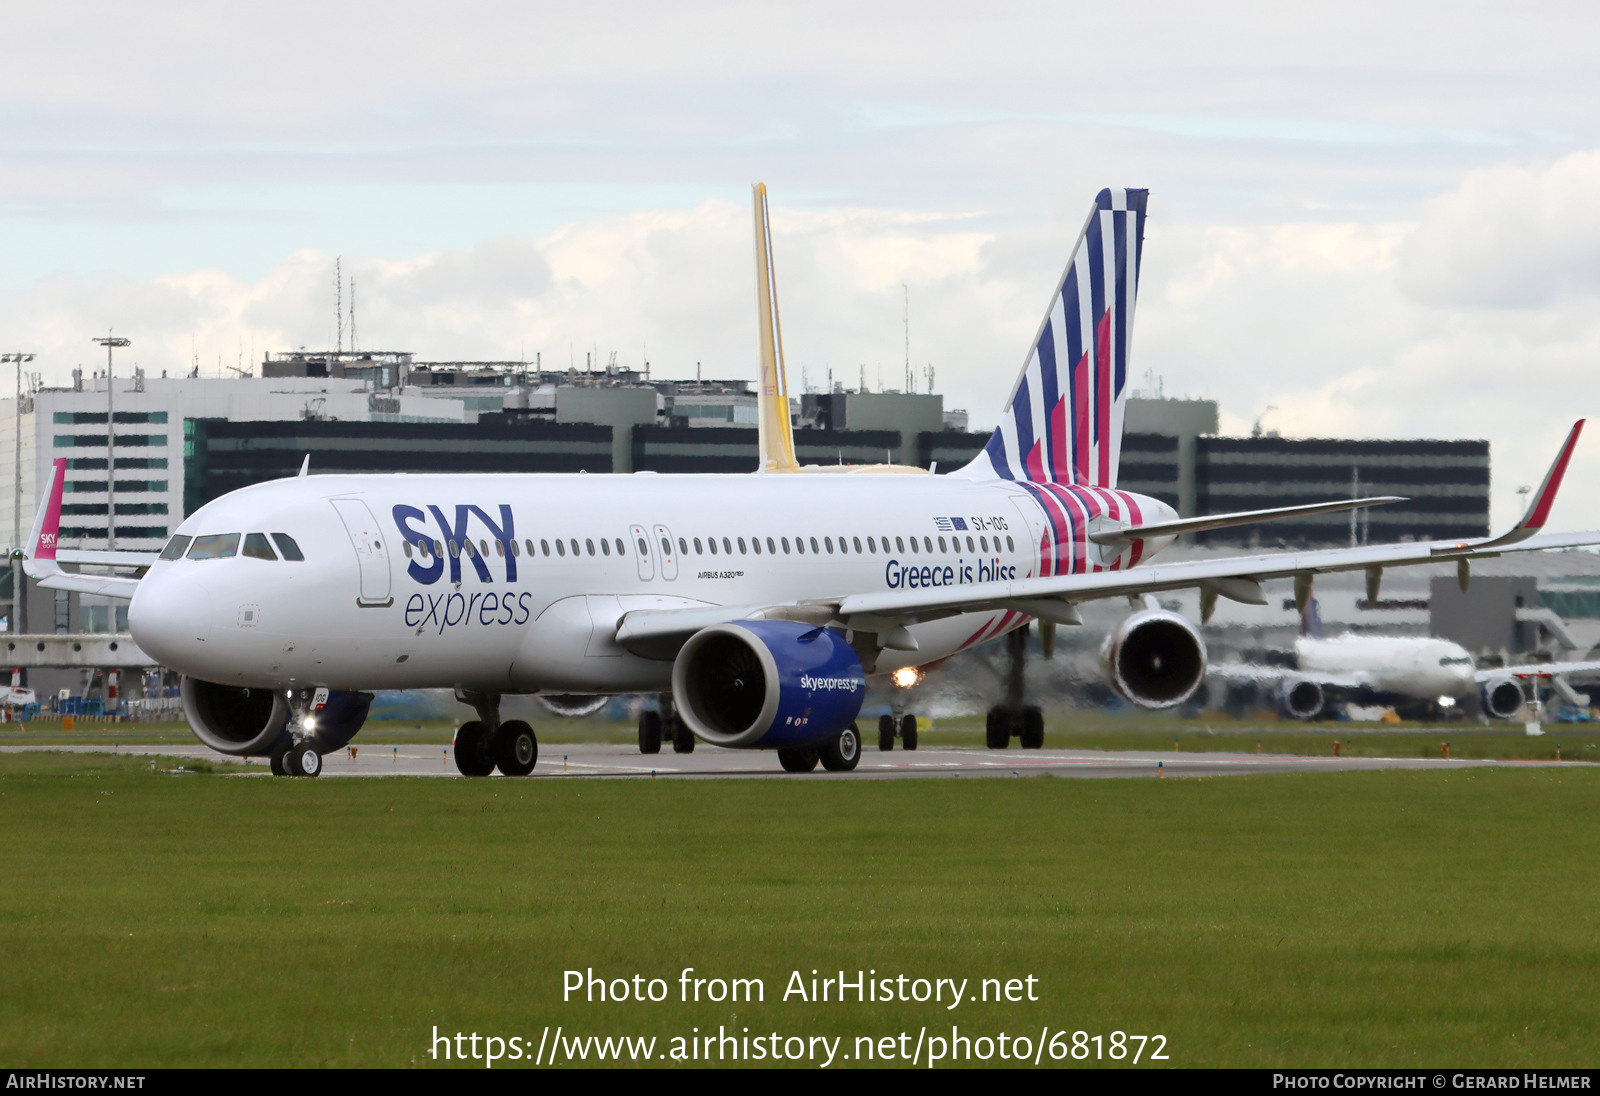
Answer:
(1399, 149, 1600, 308)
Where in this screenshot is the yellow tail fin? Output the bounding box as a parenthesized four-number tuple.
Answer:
(753, 182, 799, 473)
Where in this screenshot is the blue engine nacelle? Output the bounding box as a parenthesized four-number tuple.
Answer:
(672, 620, 866, 749)
(306, 689, 375, 752)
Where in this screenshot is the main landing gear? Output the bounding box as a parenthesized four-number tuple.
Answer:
(452, 690, 539, 776)
(778, 722, 861, 774)
(638, 695, 695, 755)
(985, 627, 1046, 750)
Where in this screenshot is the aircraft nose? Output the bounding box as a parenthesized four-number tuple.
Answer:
(129, 571, 215, 673)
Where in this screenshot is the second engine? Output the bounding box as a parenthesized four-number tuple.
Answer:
(180, 677, 374, 755)
(1100, 608, 1208, 709)
(180, 677, 289, 756)
(1480, 677, 1524, 720)
(1279, 679, 1326, 720)
(672, 620, 866, 748)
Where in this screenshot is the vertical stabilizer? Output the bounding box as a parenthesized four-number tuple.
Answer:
(961, 188, 1148, 487)
(753, 183, 800, 473)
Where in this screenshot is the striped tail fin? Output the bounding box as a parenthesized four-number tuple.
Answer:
(962, 188, 1148, 487)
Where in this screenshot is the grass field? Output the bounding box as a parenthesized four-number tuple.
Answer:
(2, 750, 1598, 1068)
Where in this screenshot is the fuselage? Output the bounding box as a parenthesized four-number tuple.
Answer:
(1295, 634, 1478, 701)
(128, 471, 1177, 694)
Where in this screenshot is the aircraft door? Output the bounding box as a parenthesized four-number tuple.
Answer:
(330, 498, 393, 607)
(628, 523, 655, 581)
(652, 525, 679, 580)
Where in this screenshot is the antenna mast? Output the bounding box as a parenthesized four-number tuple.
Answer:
(335, 256, 343, 354)
(902, 283, 911, 392)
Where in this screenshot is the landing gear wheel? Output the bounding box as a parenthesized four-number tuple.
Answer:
(269, 743, 290, 776)
(495, 720, 538, 776)
(289, 742, 322, 778)
(672, 719, 696, 754)
(638, 710, 662, 755)
(778, 747, 820, 773)
(877, 714, 895, 752)
(900, 714, 918, 751)
(453, 720, 497, 777)
(1020, 705, 1044, 750)
(820, 723, 861, 772)
(986, 708, 1011, 749)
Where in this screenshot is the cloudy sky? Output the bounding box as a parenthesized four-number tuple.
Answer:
(4, 2, 1599, 526)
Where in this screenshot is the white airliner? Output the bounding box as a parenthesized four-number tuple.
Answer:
(20, 187, 1599, 777)
(1211, 599, 1600, 721)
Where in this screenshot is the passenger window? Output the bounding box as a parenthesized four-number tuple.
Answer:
(766, 537, 776, 554)
(569, 538, 580, 557)
(866, 536, 876, 553)
(824, 537, 834, 553)
(781, 537, 791, 554)
(853, 536, 863, 553)
(480, 539, 489, 557)
(896, 537, 905, 552)
(432, 539, 443, 558)
(615, 538, 626, 556)
(737, 537, 746, 554)
(722, 537, 732, 554)
(524, 539, 534, 557)
(693, 537, 703, 554)
(601, 538, 611, 556)
(636, 537, 648, 556)
(541, 539, 551, 556)
(271, 533, 305, 561)
(448, 540, 460, 558)
(495, 540, 505, 557)
(1006, 536, 1015, 552)
(159, 534, 192, 561)
(980, 536, 989, 552)
(679, 537, 688, 555)
(556, 540, 566, 557)
(966, 536, 975, 552)
(809, 537, 819, 554)
(417, 540, 431, 559)
(509, 539, 519, 558)
(708, 538, 718, 556)
(661, 537, 672, 557)
(795, 537, 805, 555)
(907, 537, 917, 554)
(187, 533, 240, 560)
(751, 537, 761, 555)
(924, 537, 933, 553)
(938, 536, 947, 553)
(587, 538, 596, 556)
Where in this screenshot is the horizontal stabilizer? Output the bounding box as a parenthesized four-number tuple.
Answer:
(1088, 496, 1405, 544)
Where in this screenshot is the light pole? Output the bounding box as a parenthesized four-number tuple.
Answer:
(2, 351, 34, 635)
(92, 335, 129, 551)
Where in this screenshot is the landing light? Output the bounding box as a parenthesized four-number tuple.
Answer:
(892, 667, 921, 689)
(1437, 696, 1456, 707)
(301, 715, 318, 731)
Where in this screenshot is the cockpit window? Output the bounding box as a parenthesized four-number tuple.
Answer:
(159, 534, 192, 561)
(187, 533, 240, 560)
(1440, 656, 1473, 666)
(243, 533, 278, 561)
(271, 533, 305, 562)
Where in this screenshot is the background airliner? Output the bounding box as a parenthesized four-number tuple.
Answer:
(21, 187, 1598, 776)
(1211, 597, 1600, 722)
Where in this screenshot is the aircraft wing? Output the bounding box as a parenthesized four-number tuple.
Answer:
(17, 457, 145, 601)
(1481, 660, 1600, 683)
(1208, 663, 1373, 691)
(617, 422, 1599, 657)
